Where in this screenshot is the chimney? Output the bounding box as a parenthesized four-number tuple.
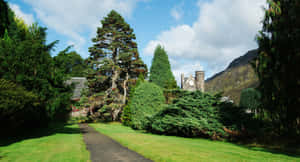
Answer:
(181, 74, 184, 89)
(195, 71, 205, 92)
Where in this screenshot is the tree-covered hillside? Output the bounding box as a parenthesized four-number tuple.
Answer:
(205, 50, 259, 104)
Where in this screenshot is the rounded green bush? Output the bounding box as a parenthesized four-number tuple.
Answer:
(148, 91, 226, 138)
(130, 82, 166, 130)
(239, 88, 261, 112)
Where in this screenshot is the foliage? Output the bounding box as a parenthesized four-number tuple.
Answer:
(239, 88, 261, 113)
(130, 82, 166, 130)
(53, 47, 88, 77)
(0, 5, 73, 132)
(121, 74, 145, 126)
(148, 91, 226, 138)
(149, 45, 177, 89)
(86, 10, 147, 121)
(219, 101, 258, 132)
(0, 79, 41, 131)
(254, 0, 300, 134)
(68, 116, 90, 124)
(163, 89, 184, 104)
(87, 10, 147, 94)
(0, 0, 16, 38)
(78, 95, 90, 108)
(0, 24, 73, 120)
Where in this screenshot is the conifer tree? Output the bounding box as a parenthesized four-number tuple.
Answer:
(254, 0, 300, 134)
(149, 45, 177, 89)
(88, 10, 147, 120)
(0, 0, 16, 38)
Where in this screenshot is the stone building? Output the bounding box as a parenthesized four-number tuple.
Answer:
(66, 77, 88, 100)
(181, 71, 205, 92)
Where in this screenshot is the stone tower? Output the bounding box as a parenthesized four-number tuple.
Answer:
(195, 71, 205, 92)
(181, 71, 205, 92)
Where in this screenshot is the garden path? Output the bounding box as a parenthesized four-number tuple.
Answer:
(79, 123, 152, 162)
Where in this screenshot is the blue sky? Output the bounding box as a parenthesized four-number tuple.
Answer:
(7, 0, 266, 82)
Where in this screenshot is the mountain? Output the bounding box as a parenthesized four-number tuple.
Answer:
(205, 49, 259, 104)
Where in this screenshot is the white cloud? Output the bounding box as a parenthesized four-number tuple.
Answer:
(23, 0, 144, 57)
(9, 3, 34, 25)
(144, 0, 266, 82)
(171, 5, 184, 21)
(172, 62, 203, 85)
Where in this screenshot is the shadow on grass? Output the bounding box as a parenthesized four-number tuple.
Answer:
(230, 140, 300, 158)
(0, 122, 82, 147)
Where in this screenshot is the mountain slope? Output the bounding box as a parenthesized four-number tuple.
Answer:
(205, 49, 259, 104)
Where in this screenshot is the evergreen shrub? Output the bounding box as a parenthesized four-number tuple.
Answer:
(0, 79, 41, 132)
(149, 45, 177, 89)
(148, 91, 227, 139)
(130, 82, 166, 130)
(239, 88, 261, 113)
(121, 74, 144, 126)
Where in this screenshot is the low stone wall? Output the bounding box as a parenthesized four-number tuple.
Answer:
(70, 108, 89, 118)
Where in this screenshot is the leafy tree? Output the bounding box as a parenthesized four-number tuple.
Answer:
(239, 88, 261, 114)
(130, 82, 166, 130)
(87, 10, 147, 120)
(254, 0, 300, 134)
(149, 45, 177, 89)
(0, 17, 72, 129)
(53, 47, 87, 77)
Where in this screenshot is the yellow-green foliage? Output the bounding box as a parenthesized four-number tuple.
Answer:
(0, 79, 38, 113)
(130, 82, 166, 130)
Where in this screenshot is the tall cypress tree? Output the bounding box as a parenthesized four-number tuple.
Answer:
(149, 45, 177, 89)
(254, 0, 300, 134)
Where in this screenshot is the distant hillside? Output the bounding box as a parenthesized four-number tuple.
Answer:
(205, 49, 259, 104)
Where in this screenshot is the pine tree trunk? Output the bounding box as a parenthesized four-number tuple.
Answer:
(123, 72, 129, 104)
(111, 67, 119, 89)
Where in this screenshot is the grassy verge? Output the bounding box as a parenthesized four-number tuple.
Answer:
(90, 122, 300, 162)
(0, 123, 90, 162)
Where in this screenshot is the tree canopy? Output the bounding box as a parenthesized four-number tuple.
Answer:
(254, 0, 300, 134)
(0, 1, 73, 134)
(149, 45, 177, 89)
(53, 47, 87, 77)
(87, 10, 147, 120)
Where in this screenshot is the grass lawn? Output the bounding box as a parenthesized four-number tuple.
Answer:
(90, 122, 300, 162)
(0, 123, 90, 162)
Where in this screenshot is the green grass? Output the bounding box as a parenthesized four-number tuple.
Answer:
(90, 122, 300, 162)
(0, 123, 90, 162)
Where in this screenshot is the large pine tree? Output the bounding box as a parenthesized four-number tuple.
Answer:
(254, 0, 300, 134)
(88, 10, 147, 120)
(149, 45, 177, 89)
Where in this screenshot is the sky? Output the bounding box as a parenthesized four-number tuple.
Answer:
(7, 0, 266, 83)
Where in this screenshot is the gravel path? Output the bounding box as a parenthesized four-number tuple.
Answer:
(79, 123, 152, 162)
